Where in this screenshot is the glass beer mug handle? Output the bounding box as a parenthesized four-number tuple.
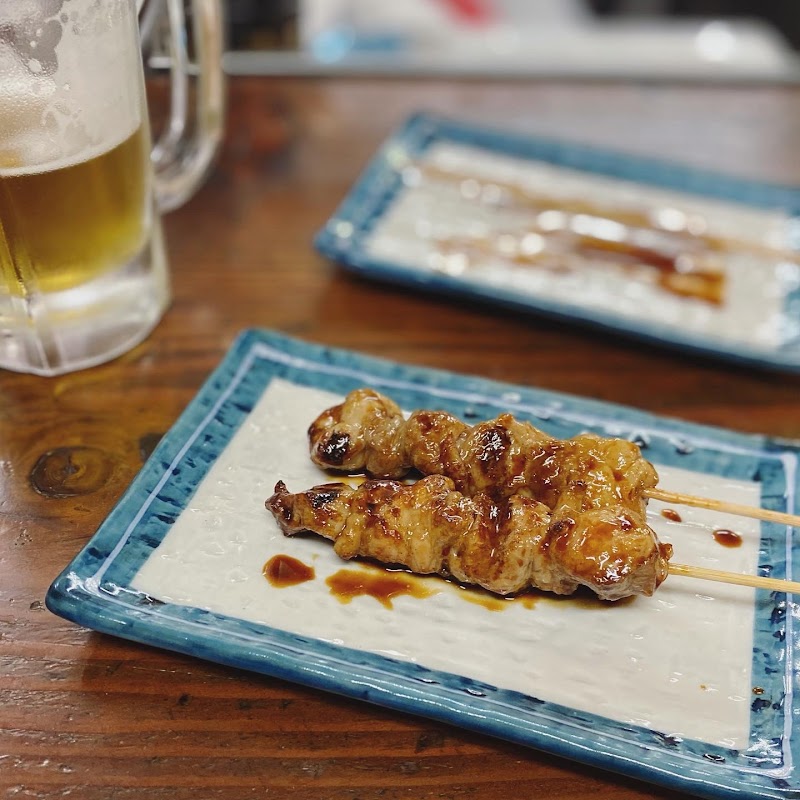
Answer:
(140, 0, 225, 212)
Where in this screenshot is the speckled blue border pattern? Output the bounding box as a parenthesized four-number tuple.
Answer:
(46, 330, 800, 800)
(314, 112, 800, 372)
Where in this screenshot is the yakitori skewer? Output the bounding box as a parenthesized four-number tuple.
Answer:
(267, 388, 797, 601)
(267, 476, 671, 602)
(307, 388, 798, 529)
(266, 479, 800, 600)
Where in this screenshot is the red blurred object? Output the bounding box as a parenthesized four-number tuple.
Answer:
(437, 0, 495, 25)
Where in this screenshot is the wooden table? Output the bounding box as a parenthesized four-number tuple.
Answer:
(3, 75, 800, 799)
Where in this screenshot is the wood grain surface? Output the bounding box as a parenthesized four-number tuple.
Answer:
(2, 75, 800, 799)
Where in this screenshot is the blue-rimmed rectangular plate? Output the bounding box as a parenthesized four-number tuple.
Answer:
(47, 329, 800, 799)
(315, 112, 800, 372)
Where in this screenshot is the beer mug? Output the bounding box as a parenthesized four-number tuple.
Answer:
(0, 0, 224, 376)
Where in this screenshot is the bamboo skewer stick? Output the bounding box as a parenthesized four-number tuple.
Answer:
(644, 487, 800, 528)
(651, 487, 800, 593)
(669, 563, 800, 594)
(654, 489, 800, 593)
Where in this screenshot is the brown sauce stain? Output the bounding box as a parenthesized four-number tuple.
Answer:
(269, 553, 634, 612)
(458, 587, 513, 612)
(712, 529, 743, 548)
(660, 508, 682, 522)
(455, 584, 622, 611)
(326, 565, 437, 609)
(414, 163, 746, 306)
(459, 589, 543, 612)
(539, 588, 634, 610)
(263, 555, 315, 587)
(325, 564, 634, 612)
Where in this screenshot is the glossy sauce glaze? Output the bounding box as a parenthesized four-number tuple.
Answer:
(458, 586, 520, 612)
(263, 554, 316, 587)
(712, 528, 743, 548)
(264, 555, 631, 611)
(658, 510, 742, 548)
(326, 565, 438, 609)
(457, 586, 623, 611)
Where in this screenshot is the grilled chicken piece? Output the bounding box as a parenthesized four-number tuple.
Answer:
(308, 389, 658, 512)
(307, 388, 410, 478)
(267, 476, 672, 601)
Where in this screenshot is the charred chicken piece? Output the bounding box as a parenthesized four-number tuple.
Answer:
(307, 388, 409, 478)
(267, 476, 672, 601)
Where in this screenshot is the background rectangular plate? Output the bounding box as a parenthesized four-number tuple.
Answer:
(315, 113, 800, 372)
(47, 330, 800, 799)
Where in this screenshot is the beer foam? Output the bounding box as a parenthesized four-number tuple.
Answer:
(0, 2, 144, 177)
(0, 120, 142, 179)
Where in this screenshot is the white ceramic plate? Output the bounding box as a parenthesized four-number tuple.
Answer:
(47, 330, 800, 799)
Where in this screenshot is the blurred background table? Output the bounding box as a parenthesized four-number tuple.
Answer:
(2, 75, 800, 799)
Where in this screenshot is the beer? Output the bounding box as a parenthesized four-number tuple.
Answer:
(0, 125, 150, 295)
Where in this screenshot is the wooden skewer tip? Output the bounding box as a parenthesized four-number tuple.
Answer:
(668, 563, 800, 594)
(645, 487, 800, 529)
